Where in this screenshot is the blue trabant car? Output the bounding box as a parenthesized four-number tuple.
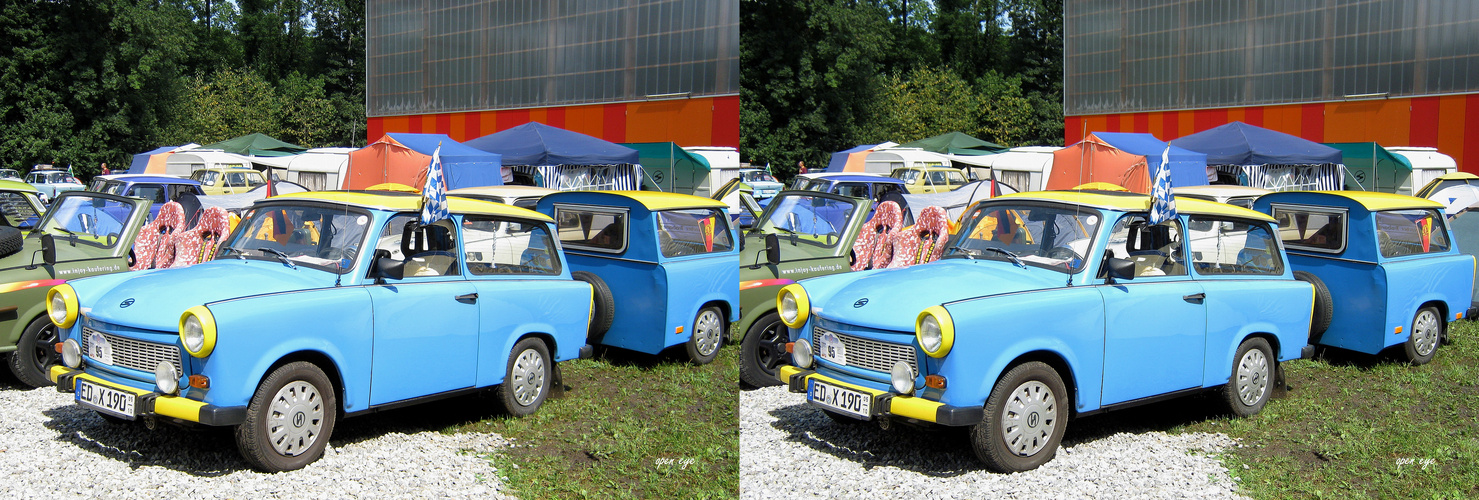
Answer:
(536, 191, 739, 364)
(89, 174, 206, 220)
(45, 191, 593, 472)
(775, 190, 1316, 472)
(1253, 191, 1475, 364)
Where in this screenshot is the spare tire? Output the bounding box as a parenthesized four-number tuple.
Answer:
(0, 226, 22, 259)
(1294, 270, 1333, 342)
(572, 271, 615, 342)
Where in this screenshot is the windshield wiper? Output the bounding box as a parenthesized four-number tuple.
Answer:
(258, 247, 297, 269)
(222, 247, 247, 260)
(983, 247, 1026, 268)
(943, 246, 980, 260)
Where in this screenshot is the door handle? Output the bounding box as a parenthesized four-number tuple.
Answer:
(455, 293, 478, 304)
(1183, 293, 1205, 303)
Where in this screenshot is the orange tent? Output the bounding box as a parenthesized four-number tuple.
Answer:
(345, 133, 503, 190)
(1047, 132, 1210, 193)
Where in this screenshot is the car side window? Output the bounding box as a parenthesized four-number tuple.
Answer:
(655, 208, 733, 257)
(461, 216, 560, 275)
(130, 185, 167, 204)
(1375, 209, 1449, 257)
(1186, 217, 1283, 275)
(553, 205, 628, 253)
(374, 214, 461, 277)
(1271, 205, 1346, 253)
(1106, 215, 1187, 277)
(0, 191, 40, 228)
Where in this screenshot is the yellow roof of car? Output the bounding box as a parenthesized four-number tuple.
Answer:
(0, 179, 40, 192)
(1430, 172, 1479, 181)
(577, 191, 729, 211)
(270, 191, 553, 221)
(997, 190, 1276, 222)
(1299, 191, 1445, 211)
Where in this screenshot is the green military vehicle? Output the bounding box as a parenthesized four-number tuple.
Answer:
(737, 190, 872, 387)
(0, 187, 149, 387)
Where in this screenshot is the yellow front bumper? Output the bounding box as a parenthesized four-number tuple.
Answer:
(50, 366, 244, 426)
(777, 365, 981, 426)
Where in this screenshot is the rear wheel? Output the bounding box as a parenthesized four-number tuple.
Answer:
(1404, 307, 1443, 365)
(1223, 337, 1273, 417)
(495, 337, 552, 416)
(685, 306, 724, 365)
(971, 362, 1068, 472)
(738, 312, 785, 388)
(8, 316, 60, 387)
(235, 361, 336, 472)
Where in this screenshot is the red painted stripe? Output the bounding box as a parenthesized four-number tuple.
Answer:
(1065, 116, 1083, 144)
(407, 116, 423, 134)
(497, 109, 531, 131)
(1301, 103, 1325, 141)
(1464, 95, 1479, 173)
(1162, 112, 1180, 140)
(464, 113, 482, 140)
(712, 96, 740, 148)
(1133, 113, 1150, 133)
(367, 118, 384, 144)
(434, 114, 452, 135)
(546, 107, 567, 129)
(603, 104, 627, 143)
(1193, 108, 1228, 133)
(1243, 107, 1264, 127)
(1410, 97, 1440, 147)
(739, 278, 795, 291)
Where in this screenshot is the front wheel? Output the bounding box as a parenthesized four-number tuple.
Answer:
(685, 306, 725, 365)
(9, 316, 60, 387)
(1404, 307, 1443, 365)
(971, 361, 1068, 472)
(235, 361, 337, 472)
(1223, 337, 1273, 417)
(495, 338, 552, 416)
(738, 312, 786, 388)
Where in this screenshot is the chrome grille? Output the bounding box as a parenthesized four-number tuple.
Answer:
(80, 327, 182, 374)
(813, 325, 917, 374)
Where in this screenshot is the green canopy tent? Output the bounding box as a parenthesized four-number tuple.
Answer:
(899, 131, 1007, 156)
(1325, 142, 1414, 193)
(202, 133, 309, 157)
(621, 142, 712, 196)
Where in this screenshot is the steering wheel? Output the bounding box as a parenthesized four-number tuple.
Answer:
(1237, 251, 1274, 272)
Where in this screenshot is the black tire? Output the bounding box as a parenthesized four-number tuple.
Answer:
(495, 337, 552, 416)
(1293, 271, 1333, 341)
(0, 226, 21, 259)
(234, 361, 337, 472)
(572, 271, 614, 342)
(971, 361, 1069, 472)
(8, 315, 59, 387)
(1403, 306, 1443, 365)
(685, 306, 725, 365)
(739, 312, 786, 388)
(1223, 337, 1274, 417)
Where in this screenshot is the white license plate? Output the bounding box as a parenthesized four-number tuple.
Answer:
(816, 331, 846, 365)
(87, 330, 115, 366)
(76, 379, 136, 420)
(808, 379, 871, 419)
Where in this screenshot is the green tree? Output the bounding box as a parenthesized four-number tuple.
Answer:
(166, 68, 282, 145)
(863, 66, 982, 144)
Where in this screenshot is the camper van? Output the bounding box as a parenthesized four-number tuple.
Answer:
(949, 146, 1059, 193)
(684, 146, 740, 198)
(1388, 147, 1458, 196)
(861, 147, 950, 175)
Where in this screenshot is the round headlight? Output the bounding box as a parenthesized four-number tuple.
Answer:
(154, 361, 179, 394)
(46, 285, 79, 328)
(61, 339, 81, 368)
(777, 284, 811, 328)
(178, 306, 217, 358)
(915, 306, 955, 358)
(793, 338, 814, 369)
(891, 360, 915, 394)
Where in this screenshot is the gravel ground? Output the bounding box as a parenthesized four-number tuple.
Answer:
(0, 379, 516, 499)
(741, 386, 1250, 500)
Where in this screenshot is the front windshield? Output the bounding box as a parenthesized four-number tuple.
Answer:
(950, 203, 1102, 273)
(36, 195, 139, 250)
(757, 193, 861, 253)
(217, 204, 372, 273)
(741, 171, 776, 183)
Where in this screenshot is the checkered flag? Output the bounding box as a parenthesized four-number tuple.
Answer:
(1149, 147, 1177, 225)
(421, 144, 449, 225)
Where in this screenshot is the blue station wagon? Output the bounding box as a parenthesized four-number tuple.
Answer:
(536, 191, 739, 364)
(46, 191, 593, 472)
(1253, 191, 1475, 364)
(775, 191, 1315, 472)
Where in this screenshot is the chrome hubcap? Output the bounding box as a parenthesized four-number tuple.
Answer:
(1412, 310, 1439, 356)
(267, 381, 324, 456)
(511, 348, 546, 406)
(1236, 348, 1269, 406)
(1001, 380, 1057, 457)
(694, 309, 722, 356)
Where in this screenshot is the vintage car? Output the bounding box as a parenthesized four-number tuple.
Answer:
(890, 165, 970, 194)
(90, 174, 206, 221)
(0, 168, 21, 181)
(775, 190, 1315, 472)
(1414, 172, 1479, 199)
(189, 167, 267, 195)
(535, 191, 738, 364)
(46, 191, 593, 472)
(1, 190, 150, 387)
(1172, 185, 1272, 209)
(739, 169, 784, 200)
(1252, 191, 1475, 364)
(25, 166, 86, 204)
(737, 190, 872, 387)
(448, 185, 557, 210)
(788, 173, 907, 219)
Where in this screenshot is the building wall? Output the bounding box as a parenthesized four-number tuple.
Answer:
(1065, 94, 1479, 172)
(367, 95, 740, 147)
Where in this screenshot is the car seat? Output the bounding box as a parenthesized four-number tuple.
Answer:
(130, 201, 185, 270)
(887, 206, 950, 268)
(851, 201, 902, 271)
(168, 207, 231, 268)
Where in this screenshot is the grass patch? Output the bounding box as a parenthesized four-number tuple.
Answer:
(1170, 320, 1479, 499)
(451, 343, 739, 499)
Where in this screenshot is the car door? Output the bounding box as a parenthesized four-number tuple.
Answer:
(366, 214, 479, 405)
(1097, 215, 1207, 405)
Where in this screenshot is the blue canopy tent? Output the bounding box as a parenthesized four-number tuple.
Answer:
(1170, 121, 1345, 191)
(1094, 132, 1212, 188)
(127, 146, 184, 174)
(1046, 132, 1210, 192)
(465, 122, 642, 190)
(345, 133, 503, 190)
(826, 144, 877, 172)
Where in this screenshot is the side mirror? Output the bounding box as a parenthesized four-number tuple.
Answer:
(373, 249, 404, 282)
(765, 233, 781, 265)
(1104, 257, 1135, 282)
(41, 233, 56, 266)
